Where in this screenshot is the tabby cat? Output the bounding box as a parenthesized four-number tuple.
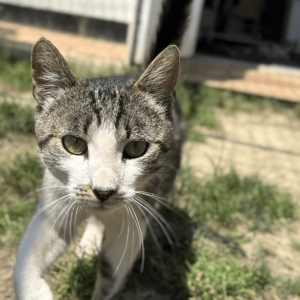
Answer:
(13, 0, 191, 299)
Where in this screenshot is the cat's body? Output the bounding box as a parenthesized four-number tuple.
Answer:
(13, 1, 191, 299)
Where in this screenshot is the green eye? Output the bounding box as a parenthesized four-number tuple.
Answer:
(124, 141, 148, 159)
(63, 135, 87, 155)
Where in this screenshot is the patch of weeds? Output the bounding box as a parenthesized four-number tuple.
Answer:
(187, 246, 272, 300)
(0, 154, 42, 246)
(177, 80, 219, 128)
(291, 240, 300, 251)
(0, 154, 43, 196)
(0, 48, 32, 90)
(0, 101, 35, 136)
(50, 253, 98, 300)
(176, 167, 297, 229)
(187, 127, 206, 143)
(0, 197, 36, 246)
(194, 104, 219, 127)
(276, 278, 300, 298)
(284, 279, 300, 296)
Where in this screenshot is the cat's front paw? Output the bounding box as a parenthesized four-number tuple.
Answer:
(14, 277, 53, 300)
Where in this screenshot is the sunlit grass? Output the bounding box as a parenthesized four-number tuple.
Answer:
(0, 154, 42, 246)
(177, 167, 297, 230)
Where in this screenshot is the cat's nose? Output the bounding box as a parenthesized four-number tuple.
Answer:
(93, 189, 115, 202)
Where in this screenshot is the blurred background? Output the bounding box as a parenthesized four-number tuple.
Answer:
(1, 0, 300, 299)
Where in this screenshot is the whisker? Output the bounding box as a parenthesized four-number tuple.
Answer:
(69, 202, 78, 243)
(136, 191, 181, 217)
(114, 204, 130, 277)
(136, 191, 169, 203)
(116, 207, 126, 240)
(133, 197, 174, 245)
(53, 200, 73, 232)
(135, 196, 176, 238)
(37, 185, 67, 192)
(63, 201, 77, 242)
(33, 194, 72, 220)
(74, 203, 81, 231)
(127, 203, 145, 273)
(131, 199, 162, 252)
(24, 186, 68, 198)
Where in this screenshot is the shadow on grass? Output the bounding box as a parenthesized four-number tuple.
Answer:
(117, 206, 196, 300)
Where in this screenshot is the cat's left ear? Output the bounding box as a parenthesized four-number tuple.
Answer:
(134, 45, 180, 100)
(31, 37, 77, 102)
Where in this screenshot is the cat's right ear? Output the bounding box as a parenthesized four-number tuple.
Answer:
(32, 37, 77, 102)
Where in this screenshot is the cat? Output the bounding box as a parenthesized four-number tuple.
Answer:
(13, 0, 192, 299)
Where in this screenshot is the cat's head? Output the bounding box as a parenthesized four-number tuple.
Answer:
(32, 38, 179, 211)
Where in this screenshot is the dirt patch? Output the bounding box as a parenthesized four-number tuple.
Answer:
(0, 248, 16, 300)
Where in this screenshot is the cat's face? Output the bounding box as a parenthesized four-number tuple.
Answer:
(32, 38, 179, 211)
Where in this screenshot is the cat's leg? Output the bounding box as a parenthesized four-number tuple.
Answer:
(13, 196, 81, 300)
(76, 216, 105, 258)
(92, 204, 147, 300)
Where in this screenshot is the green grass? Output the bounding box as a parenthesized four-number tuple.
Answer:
(176, 167, 297, 230)
(0, 198, 37, 247)
(50, 253, 98, 300)
(0, 154, 42, 246)
(177, 81, 220, 128)
(0, 48, 32, 91)
(0, 101, 35, 136)
(0, 154, 43, 196)
(280, 278, 300, 296)
(187, 127, 206, 143)
(187, 246, 272, 300)
(291, 240, 300, 252)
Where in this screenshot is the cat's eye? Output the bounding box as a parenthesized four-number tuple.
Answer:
(124, 141, 148, 158)
(63, 135, 87, 155)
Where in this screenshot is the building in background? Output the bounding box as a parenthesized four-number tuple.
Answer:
(0, 0, 300, 67)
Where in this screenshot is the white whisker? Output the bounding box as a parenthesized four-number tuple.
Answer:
(53, 200, 72, 232)
(113, 204, 130, 277)
(127, 202, 145, 272)
(116, 207, 125, 240)
(133, 197, 174, 245)
(33, 194, 72, 220)
(63, 201, 76, 242)
(132, 199, 162, 252)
